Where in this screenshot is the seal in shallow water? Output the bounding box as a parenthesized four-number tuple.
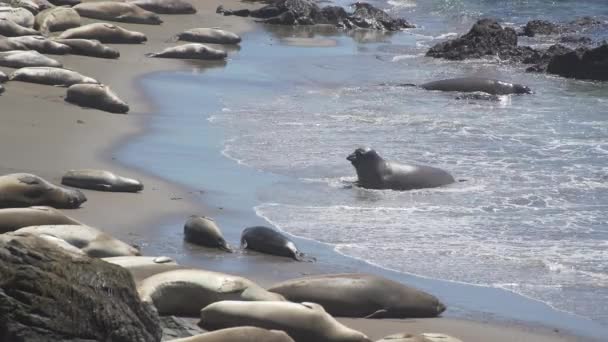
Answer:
(145, 43, 226, 60)
(241, 226, 313, 261)
(347, 147, 455, 191)
(58, 22, 146, 44)
(62, 169, 142, 192)
(0, 206, 81, 233)
(0, 173, 87, 209)
(414, 77, 532, 95)
(74, 2, 162, 25)
(184, 215, 232, 252)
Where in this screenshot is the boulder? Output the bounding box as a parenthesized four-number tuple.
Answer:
(520, 19, 559, 37)
(546, 43, 608, 81)
(343, 2, 414, 31)
(525, 44, 573, 72)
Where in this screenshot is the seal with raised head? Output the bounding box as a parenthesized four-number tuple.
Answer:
(173, 28, 241, 45)
(347, 147, 455, 191)
(0, 173, 87, 209)
(167, 327, 295, 342)
(137, 269, 286, 317)
(0, 206, 81, 233)
(413, 77, 532, 95)
(0, 7, 35, 27)
(241, 226, 313, 262)
(0, 17, 39, 36)
(74, 2, 162, 25)
(59, 22, 146, 44)
(62, 169, 142, 192)
(15, 224, 141, 257)
(145, 43, 226, 60)
(8, 35, 71, 54)
(376, 333, 462, 342)
(199, 301, 372, 342)
(268, 273, 446, 318)
(10, 66, 98, 86)
(129, 0, 196, 14)
(52, 38, 119, 59)
(65, 83, 129, 113)
(184, 215, 232, 252)
(35, 7, 81, 34)
(0, 50, 62, 68)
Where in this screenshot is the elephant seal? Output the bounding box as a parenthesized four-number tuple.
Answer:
(52, 38, 119, 59)
(0, 206, 81, 233)
(15, 224, 141, 257)
(102, 255, 181, 281)
(0, 7, 35, 27)
(48, 0, 80, 6)
(8, 35, 71, 54)
(241, 226, 313, 262)
(74, 2, 162, 25)
(347, 147, 455, 191)
(0, 70, 7, 82)
(268, 273, 446, 318)
(65, 83, 129, 113)
(0, 36, 28, 51)
(35, 7, 81, 34)
(0, 50, 62, 68)
(2, 0, 54, 15)
(199, 301, 371, 342)
(167, 327, 295, 342)
(0, 173, 87, 209)
(414, 77, 532, 95)
(184, 215, 231, 252)
(129, 0, 196, 14)
(62, 169, 142, 192)
(376, 333, 462, 342)
(145, 43, 226, 60)
(0, 18, 39, 36)
(10, 66, 98, 86)
(137, 269, 285, 317)
(173, 28, 241, 45)
(58, 22, 146, 44)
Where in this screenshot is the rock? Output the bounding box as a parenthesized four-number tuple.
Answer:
(559, 35, 593, 45)
(525, 44, 573, 72)
(160, 316, 204, 341)
(521, 19, 559, 37)
(569, 16, 602, 28)
(344, 2, 414, 31)
(546, 43, 608, 81)
(0, 233, 162, 342)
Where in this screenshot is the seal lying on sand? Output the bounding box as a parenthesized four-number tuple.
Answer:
(0, 36, 28, 51)
(400, 77, 532, 95)
(35, 7, 81, 34)
(347, 147, 455, 191)
(62, 169, 142, 192)
(145, 43, 226, 60)
(2, 0, 54, 15)
(167, 327, 295, 342)
(268, 273, 446, 318)
(199, 301, 372, 342)
(173, 28, 241, 45)
(241, 226, 313, 261)
(184, 215, 232, 252)
(8, 36, 71, 54)
(59, 22, 146, 43)
(65, 84, 129, 113)
(0, 18, 39, 36)
(10, 66, 98, 86)
(0, 173, 87, 209)
(14, 224, 141, 257)
(0, 206, 81, 233)
(74, 2, 162, 25)
(137, 269, 285, 317)
(102, 256, 181, 281)
(0, 50, 62, 68)
(129, 0, 196, 14)
(0, 7, 35, 27)
(376, 333, 463, 342)
(53, 38, 119, 59)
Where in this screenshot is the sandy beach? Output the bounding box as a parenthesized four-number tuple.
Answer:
(0, 0, 599, 341)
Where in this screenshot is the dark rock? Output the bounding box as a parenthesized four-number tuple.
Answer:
(216, 5, 251, 17)
(570, 16, 602, 27)
(559, 35, 593, 45)
(345, 2, 415, 31)
(525, 44, 573, 72)
(521, 20, 560, 37)
(546, 43, 608, 80)
(0, 234, 162, 342)
(160, 316, 204, 341)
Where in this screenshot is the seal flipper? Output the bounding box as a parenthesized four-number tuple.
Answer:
(293, 252, 316, 263)
(364, 309, 388, 319)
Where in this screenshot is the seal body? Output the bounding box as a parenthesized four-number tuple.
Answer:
(241, 226, 311, 261)
(35, 7, 81, 33)
(199, 301, 371, 342)
(102, 256, 181, 281)
(137, 269, 285, 317)
(15, 224, 141, 257)
(175, 28, 241, 45)
(0, 7, 35, 27)
(0, 17, 39, 36)
(8, 35, 71, 54)
(52, 38, 119, 59)
(129, 0, 196, 14)
(145, 43, 226, 60)
(419, 77, 531, 95)
(65, 84, 129, 113)
(347, 147, 455, 191)
(74, 2, 162, 25)
(268, 273, 446, 318)
(168, 327, 295, 342)
(1, 0, 54, 15)
(0, 173, 87, 209)
(0, 50, 62, 68)
(0, 36, 28, 51)
(184, 215, 231, 252)
(10, 66, 97, 86)
(62, 169, 142, 191)
(58, 22, 146, 43)
(0, 206, 81, 233)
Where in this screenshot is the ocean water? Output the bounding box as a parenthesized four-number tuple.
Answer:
(123, 0, 608, 337)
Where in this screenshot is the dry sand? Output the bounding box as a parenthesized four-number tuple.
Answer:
(0, 1, 589, 341)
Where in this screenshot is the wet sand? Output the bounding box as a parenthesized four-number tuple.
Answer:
(0, 0, 592, 341)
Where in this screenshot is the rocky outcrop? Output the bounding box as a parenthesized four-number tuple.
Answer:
(545, 43, 608, 81)
(525, 44, 573, 72)
(217, 0, 413, 31)
(160, 316, 204, 341)
(520, 19, 559, 37)
(0, 234, 162, 342)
